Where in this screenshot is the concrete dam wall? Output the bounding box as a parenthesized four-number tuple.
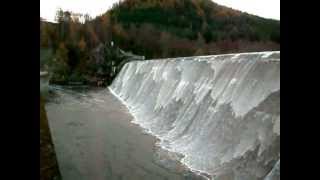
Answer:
(109, 51, 280, 180)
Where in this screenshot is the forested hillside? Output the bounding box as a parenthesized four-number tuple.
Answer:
(40, 0, 280, 85)
(104, 0, 279, 57)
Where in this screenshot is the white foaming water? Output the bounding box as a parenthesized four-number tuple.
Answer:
(109, 51, 280, 180)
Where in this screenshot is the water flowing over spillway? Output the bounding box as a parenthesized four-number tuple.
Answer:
(109, 51, 280, 180)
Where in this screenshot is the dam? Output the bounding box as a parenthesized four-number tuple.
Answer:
(46, 51, 280, 180)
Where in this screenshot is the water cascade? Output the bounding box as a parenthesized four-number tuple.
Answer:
(109, 51, 280, 180)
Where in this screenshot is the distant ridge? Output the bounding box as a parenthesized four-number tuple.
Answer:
(92, 0, 280, 58)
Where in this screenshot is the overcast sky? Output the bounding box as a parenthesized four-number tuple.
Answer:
(40, 0, 280, 22)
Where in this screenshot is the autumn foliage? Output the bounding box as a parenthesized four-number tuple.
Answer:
(40, 0, 279, 85)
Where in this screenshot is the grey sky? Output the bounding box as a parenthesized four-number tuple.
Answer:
(40, 0, 280, 22)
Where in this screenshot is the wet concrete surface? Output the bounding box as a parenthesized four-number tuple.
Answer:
(45, 87, 194, 180)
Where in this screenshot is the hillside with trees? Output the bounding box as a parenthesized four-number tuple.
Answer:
(40, 0, 280, 86)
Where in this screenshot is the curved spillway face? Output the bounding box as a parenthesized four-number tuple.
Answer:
(110, 51, 280, 180)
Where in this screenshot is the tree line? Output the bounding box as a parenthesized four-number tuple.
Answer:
(40, 0, 280, 86)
